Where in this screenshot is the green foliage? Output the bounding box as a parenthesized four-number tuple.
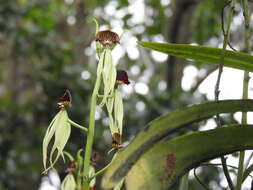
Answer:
(124, 125, 253, 190)
(102, 100, 253, 188)
(138, 42, 253, 72)
(192, 1, 224, 44)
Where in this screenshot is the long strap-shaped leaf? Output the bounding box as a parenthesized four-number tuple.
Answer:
(102, 100, 253, 188)
(138, 42, 253, 72)
(124, 125, 253, 190)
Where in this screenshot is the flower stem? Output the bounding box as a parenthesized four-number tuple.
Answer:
(82, 51, 105, 190)
(214, 1, 236, 189)
(68, 119, 88, 132)
(236, 0, 250, 189)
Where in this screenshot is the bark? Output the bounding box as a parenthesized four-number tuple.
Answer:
(167, 0, 198, 91)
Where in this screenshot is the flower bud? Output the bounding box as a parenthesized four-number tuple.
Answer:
(116, 70, 130, 85)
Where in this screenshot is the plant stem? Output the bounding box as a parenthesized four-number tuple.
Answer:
(236, 0, 250, 189)
(68, 119, 88, 132)
(91, 162, 111, 179)
(214, 1, 235, 190)
(82, 52, 105, 190)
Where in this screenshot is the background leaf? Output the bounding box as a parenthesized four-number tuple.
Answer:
(138, 42, 253, 72)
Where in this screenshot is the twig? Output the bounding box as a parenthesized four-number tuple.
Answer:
(191, 66, 218, 92)
(221, 1, 238, 52)
(245, 152, 253, 169)
(236, 0, 251, 189)
(201, 163, 253, 179)
(214, 1, 236, 189)
(194, 167, 212, 190)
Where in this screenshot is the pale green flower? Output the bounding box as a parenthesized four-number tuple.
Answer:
(43, 109, 71, 173)
(89, 165, 96, 188)
(61, 173, 76, 190)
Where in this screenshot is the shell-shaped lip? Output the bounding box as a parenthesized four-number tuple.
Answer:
(116, 70, 130, 85)
(57, 90, 72, 108)
(95, 30, 120, 46)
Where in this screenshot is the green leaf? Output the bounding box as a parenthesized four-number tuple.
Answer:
(102, 99, 253, 188)
(138, 42, 253, 72)
(124, 125, 253, 190)
(179, 173, 189, 190)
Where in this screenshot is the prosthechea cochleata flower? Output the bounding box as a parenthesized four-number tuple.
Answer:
(42, 90, 72, 173)
(61, 161, 77, 190)
(107, 70, 130, 149)
(95, 30, 120, 107)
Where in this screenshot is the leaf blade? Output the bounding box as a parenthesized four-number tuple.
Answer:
(102, 99, 253, 188)
(138, 42, 253, 72)
(125, 125, 253, 190)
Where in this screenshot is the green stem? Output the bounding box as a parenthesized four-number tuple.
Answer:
(91, 162, 111, 179)
(63, 151, 74, 161)
(76, 149, 84, 189)
(214, 1, 236, 189)
(68, 119, 88, 132)
(82, 51, 105, 190)
(214, 1, 234, 100)
(236, 0, 250, 189)
(90, 153, 117, 180)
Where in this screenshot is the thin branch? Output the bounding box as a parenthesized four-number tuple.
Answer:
(191, 66, 218, 92)
(201, 163, 253, 179)
(194, 167, 212, 190)
(245, 152, 253, 169)
(221, 1, 238, 52)
(215, 1, 236, 189)
(236, 0, 251, 188)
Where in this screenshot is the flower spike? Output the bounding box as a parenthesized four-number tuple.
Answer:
(43, 91, 72, 173)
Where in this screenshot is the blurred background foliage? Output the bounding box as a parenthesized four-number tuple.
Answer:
(0, 0, 248, 189)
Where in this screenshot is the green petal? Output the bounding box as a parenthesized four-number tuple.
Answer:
(42, 110, 63, 171)
(114, 90, 123, 135)
(97, 50, 105, 77)
(100, 49, 116, 107)
(89, 166, 96, 188)
(106, 92, 118, 135)
(49, 110, 71, 168)
(61, 173, 76, 190)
